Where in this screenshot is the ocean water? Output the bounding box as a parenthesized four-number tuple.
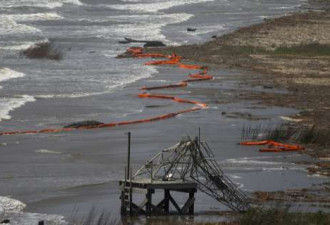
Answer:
(0, 0, 307, 127)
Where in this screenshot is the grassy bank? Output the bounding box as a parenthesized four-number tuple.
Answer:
(241, 125, 330, 148)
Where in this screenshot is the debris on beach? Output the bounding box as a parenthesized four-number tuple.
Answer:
(118, 37, 166, 47)
(253, 188, 330, 204)
(187, 27, 197, 32)
(307, 162, 330, 177)
(64, 120, 104, 129)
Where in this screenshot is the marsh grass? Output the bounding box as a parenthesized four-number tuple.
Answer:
(241, 124, 330, 147)
(241, 124, 263, 141)
(239, 207, 329, 225)
(70, 208, 120, 225)
(221, 45, 267, 55)
(20, 41, 63, 60)
(273, 43, 330, 56)
(264, 125, 296, 142)
(297, 126, 330, 146)
(69, 206, 330, 225)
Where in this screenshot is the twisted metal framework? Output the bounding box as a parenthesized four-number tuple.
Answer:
(133, 136, 250, 212)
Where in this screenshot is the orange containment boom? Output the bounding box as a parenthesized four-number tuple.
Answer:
(240, 140, 304, 152)
(141, 82, 187, 90)
(144, 57, 182, 65)
(178, 63, 205, 70)
(0, 47, 213, 136)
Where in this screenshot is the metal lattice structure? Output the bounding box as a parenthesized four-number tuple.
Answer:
(133, 136, 250, 212)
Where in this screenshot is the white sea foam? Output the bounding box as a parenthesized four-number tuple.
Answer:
(0, 196, 26, 214)
(1, 13, 63, 22)
(36, 65, 158, 99)
(104, 23, 168, 41)
(146, 79, 168, 83)
(272, 5, 300, 10)
(0, 12, 62, 38)
(280, 116, 302, 122)
(95, 13, 193, 43)
(106, 13, 193, 23)
(59, 13, 192, 43)
(35, 149, 61, 154)
(225, 158, 285, 166)
(0, 95, 36, 121)
(0, 42, 36, 51)
(0, 68, 25, 83)
(0, 0, 83, 9)
(229, 175, 242, 179)
(0, 196, 67, 225)
(109, 0, 215, 13)
(0, 17, 41, 35)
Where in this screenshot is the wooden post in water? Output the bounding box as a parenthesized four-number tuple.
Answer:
(120, 167, 127, 216)
(164, 189, 170, 214)
(127, 132, 131, 180)
(129, 168, 133, 216)
(198, 127, 201, 150)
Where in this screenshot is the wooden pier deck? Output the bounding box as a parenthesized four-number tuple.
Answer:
(120, 178, 197, 216)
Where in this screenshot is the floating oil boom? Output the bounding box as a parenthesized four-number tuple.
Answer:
(132, 136, 250, 212)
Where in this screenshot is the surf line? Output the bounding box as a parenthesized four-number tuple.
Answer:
(0, 47, 213, 136)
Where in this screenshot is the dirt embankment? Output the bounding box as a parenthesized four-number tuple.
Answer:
(148, 4, 330, 159)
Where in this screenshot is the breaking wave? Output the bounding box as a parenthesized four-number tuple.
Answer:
(35, 65, 158, 99)
(0, 0, 83, 9)
(0, 68, 25, 83)
(0, 196, 26, 214)
(68, 13, 193, 43)
(109, 0, 215, 13)
(1, 13, 63, 22)
(0, 95, 36, 122)
(0, 17, 41, 36)
(0, 196, 67, 224)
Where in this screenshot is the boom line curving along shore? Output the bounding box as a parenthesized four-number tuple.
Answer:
(0, 47, 213, 136)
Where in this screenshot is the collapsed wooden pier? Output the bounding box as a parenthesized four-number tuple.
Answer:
(119, 135, 250, 216)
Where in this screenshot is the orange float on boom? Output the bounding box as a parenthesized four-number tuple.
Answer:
(178, 63, 204, 70)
